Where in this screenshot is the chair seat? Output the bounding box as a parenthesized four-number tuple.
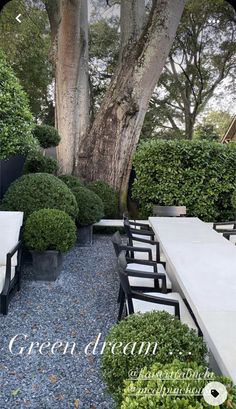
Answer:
(129, 292, 197, 331)
(0, 266, 15, 294)
(127, 263, 172, 289)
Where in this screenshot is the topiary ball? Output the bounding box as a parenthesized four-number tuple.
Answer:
(23, 151, 58, 175)
(24, 209, 77, 252)
(121, 360, 236, 409)
(2, 173, 78, 220)
(88, 180, 119, 218)
(33, 124, 60, 149)
(72, 186, 104, 225)
(101, 311, 207, 406)
(58, 174, 84, 190)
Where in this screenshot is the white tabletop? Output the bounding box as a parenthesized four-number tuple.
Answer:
(149, 217, 236, 382)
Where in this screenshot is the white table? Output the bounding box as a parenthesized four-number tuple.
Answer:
(149, 217, 236, 383)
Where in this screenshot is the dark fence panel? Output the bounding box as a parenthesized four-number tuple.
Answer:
(0, 155, 25, 200)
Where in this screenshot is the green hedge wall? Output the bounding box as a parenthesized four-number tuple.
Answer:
(132, 140, 236, 221)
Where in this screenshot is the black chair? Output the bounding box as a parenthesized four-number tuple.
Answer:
(123, 212, 154, 233)
(153, 205, 187, 217)
(213, 221, 236, 232)
(111, 232, 171, 320)
(223, 231, 236, 244)
(123, 218, 161, 263)
(117, 251, 198, 331)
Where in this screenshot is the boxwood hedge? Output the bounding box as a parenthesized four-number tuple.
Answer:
(2, 173, 78, 220)
(121, 360, 236, 409)
(132, 140, 236, 221)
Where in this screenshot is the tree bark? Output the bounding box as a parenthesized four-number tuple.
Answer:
(46, 0, 89, 174)
(76, 0, 186, 209)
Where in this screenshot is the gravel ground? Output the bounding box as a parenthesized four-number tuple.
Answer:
(0, 235, 119, 409)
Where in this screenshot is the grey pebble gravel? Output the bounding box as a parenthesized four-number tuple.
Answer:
(0, 235, 119, 409)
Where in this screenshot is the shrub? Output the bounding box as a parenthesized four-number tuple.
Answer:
(88, 180, 119, 218)
(24, 209, 76, 252)
(73, 186, 104, 225)
(58, 174, 84, 190)
(121, 360, 236, 409)
(33, 124, 60, 148)
(101, 311, 207, 406)
(0, 49, 38, 159)
(132, 140, 236, 221)
(2, 173, 78, 220)
(23, 151, 58, 175)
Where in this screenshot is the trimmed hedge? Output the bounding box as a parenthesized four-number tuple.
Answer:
(2, 173, 78, 220)
(101, 311, 207, 406)
(121, 360, 236, 409)
(58, 174, 84, 190)
(23, 151, 58, 175)
(232, 190, 236, 210)
(88, 180, 119, 218)
(0, 49, 38, 159)
(72, 186, 104, 225)
(33, 124, 60, 149)
(24, 209, 76, 252)
(132, 140, 236, 221)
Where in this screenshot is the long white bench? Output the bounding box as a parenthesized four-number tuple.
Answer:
(94, 219, 149, 227)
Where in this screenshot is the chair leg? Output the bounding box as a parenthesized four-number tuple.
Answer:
(117, 285, 121, 303)
(17, 270, 21, 291)
(1, 294, 9, 316)
(117, 290, 125, 321)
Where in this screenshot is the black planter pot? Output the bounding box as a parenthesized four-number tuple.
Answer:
(30, 250, 62, 281)
(0, 155, 25, 199)
(77, 225, 93, 246)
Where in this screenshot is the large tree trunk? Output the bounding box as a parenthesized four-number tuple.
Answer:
(46, 0, 89, 174)
(76, 0, 186, 209)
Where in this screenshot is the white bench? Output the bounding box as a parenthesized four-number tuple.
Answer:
(0, 211, 23, 315)
(94, 219, 149, 227)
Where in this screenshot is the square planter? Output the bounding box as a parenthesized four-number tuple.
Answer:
(0, 155, 25, 199)
(30, 250, 62, 281)
(77, 225, 93, 246)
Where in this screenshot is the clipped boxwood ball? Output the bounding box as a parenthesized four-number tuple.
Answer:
(88, 180, 119, 218)
(58, 174, 84, 190)
(101, 311, 207, 406)
(24, 209, 76, 252)
(23, 151, 58, 175)
(33, 124, 60, 149)
(73, 186, 104, 225)
(121, 360, 236, 409)
(2, 173, 78, 220)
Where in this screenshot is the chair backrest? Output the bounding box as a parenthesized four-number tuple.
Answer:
(153, 205, 186, 217)
(0, 211, 23, 266)
(117, 251, 132, 295)
(111, 231, 123, 256)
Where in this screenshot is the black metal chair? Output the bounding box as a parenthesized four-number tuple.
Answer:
(153, 205, 187, 217)
(123, 212, 154, 233)
(213, 221, 236, 232)
(111, 232, 171, 320)
(123, 218, 161, 263)
(117, 251, 198, 331)
(223, 231, 236, 245)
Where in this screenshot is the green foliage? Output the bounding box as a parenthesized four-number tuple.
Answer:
(101, 311, 207, 406)
(0, 2, 52, 121)
(58, 175, 84, 190)
(141, 0, 236, 140)
(72, 186, 104, 225)
(132, 140, 236, 221)
(24, 209, 76, 252)
(23, 151, 58, 175)
(194, 124, 220, 141)
(121, 360, 236, 409)
(88, 180, 119, 218)
(2, 173, 78, 220)
(198, 110, 233, 139)
(232, 190, 236, 210)
(0, 49, 37, 160)
(33, 125, 61, 149)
